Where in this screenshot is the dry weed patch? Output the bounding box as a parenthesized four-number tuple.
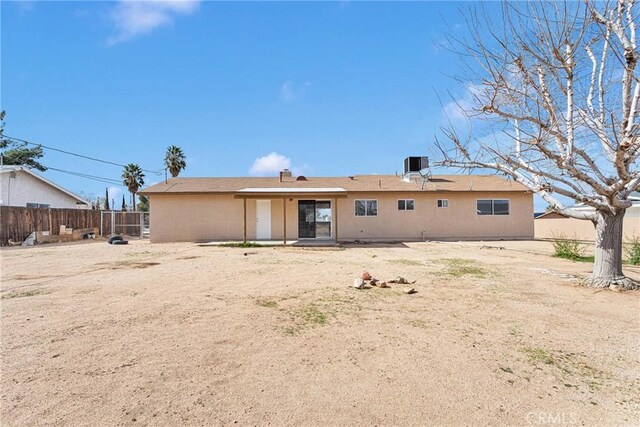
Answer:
(522, 347, 607, 391)
(2, 289, 48, 299)
(386, 259, 423, 266)
(438, 258, 490, 278)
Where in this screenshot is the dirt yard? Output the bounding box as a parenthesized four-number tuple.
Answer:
(1, 240, 639, 426)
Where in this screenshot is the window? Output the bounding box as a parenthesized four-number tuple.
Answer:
(477, 200, 493, 215)
(27, 203, 50, 208)
(355, 200, 377, 216)
(397, 199, 415, 211)
(437, 199, 449, 208)
(493, 200, 509, 215)
(477, 199, 509, 215)
(26, 203, 38, 208)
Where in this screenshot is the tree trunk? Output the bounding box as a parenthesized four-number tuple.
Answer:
(585, 210, 638, 290)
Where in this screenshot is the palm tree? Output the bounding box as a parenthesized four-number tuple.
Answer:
(164, 145, 186, 178)
(122, 163, 145, 210)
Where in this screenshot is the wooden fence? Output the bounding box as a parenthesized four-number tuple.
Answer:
(0, 206, 102, 246)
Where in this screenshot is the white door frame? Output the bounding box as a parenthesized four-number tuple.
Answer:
(255, 200, 271, 240)
(314, 199, 333, 239)
(297, 199, 333, 240)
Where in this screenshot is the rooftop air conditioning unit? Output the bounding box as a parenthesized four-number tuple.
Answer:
(403, 156, 429, 174)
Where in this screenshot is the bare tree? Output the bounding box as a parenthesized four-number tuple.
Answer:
(437, 1, 639, 289)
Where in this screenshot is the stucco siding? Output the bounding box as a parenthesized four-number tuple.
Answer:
(336, 192, 533, 241)
(149, 191, 533, 243)
(149, 194, 255, 242)
(0, 170, 88, 209)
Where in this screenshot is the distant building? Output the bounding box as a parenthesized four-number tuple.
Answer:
(0, 166, 90, 209)
(535, 193, 640, 243)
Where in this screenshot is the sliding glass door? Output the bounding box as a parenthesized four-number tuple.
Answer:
(298, 201, 316, 238)
(298, 200, 332, 238)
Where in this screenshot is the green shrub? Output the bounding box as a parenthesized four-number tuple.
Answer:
(626, 237, 640, 265)
(218, 242, 267, 248)
(551, 234, 585, 261)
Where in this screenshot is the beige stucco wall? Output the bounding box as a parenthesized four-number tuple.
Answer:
(149, 191, 533, 243)
(339, 191, 533, 240)
(149, 194, 255, 242)
(535, 206, 640, 243)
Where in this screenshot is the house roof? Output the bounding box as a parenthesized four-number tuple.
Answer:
(535, 211, 570, 219)
(0, 166, 90, 205)
(139, 174, 530, 195)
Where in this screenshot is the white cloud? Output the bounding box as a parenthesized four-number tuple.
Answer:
(279, 80, 312, 102)
(107, 0, 200, 45)
(249, 152, 292, 176)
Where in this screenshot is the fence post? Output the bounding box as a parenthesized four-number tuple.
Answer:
(139, 212, 143, 238)
(111, 211, 115, 236)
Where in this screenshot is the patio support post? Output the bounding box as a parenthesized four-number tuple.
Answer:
(243, 198, 247, 243)
(283, 197, 287, 245)
(334, 197, 338, 243)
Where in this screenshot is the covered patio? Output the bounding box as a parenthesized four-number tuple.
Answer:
(233, 188, 348, 244)
(199, 239, 341, 247)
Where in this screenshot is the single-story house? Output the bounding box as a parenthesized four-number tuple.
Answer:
(0, 165, 90, 209)
(140, 169, 534, 243)
(535, 192, 640, 243)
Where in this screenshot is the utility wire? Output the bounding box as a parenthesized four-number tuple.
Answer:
(43, 165, 123, 186)
(2, 134, 164, 175)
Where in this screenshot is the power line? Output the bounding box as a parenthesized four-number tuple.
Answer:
(2, 134, 164, 175)
(43, 165, 124, 186)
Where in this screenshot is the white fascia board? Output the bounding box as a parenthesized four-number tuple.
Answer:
(237, 187, 347, 193)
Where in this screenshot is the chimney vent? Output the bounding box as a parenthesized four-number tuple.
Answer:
(279, 169, 293, 182)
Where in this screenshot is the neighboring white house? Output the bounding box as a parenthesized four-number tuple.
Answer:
(0, 166, 90, 209)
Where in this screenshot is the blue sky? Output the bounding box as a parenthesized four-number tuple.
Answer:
(3, 1, 529, 207)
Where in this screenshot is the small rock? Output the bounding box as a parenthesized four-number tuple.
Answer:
(396, 276, 408, 284)
(403, 287, 416, 294)
(353, 278, 365, 289)
(362, 271, 372, 281)
(609, 284, 621, 292)
(370, 278, 379, 286)
(378, 282, 388, 288)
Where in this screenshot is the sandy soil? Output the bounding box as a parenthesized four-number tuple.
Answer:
(1, 239, 639, 426)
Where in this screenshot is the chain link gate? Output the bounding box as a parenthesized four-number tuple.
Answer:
(101, 211, 150, 238)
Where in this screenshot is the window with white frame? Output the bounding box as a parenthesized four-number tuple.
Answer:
(26, 203, 50, 208)
(397, 199, 415, 211)
(437, 199, 449, 208)
(477, 199, 509, 215)
(355, 199, 377, 216)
